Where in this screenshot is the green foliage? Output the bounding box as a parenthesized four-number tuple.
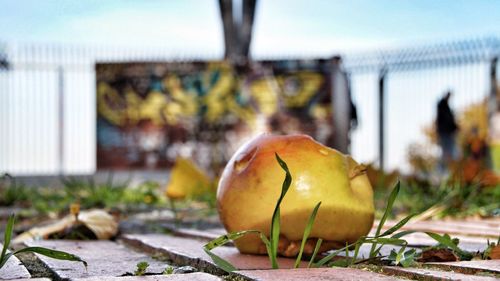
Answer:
(368, 182, 418, 259)
(315, 181, 419, 268)
(388, 248, 417, 267)
(203, 230, 260, 272)
(134, 261, 149, 276)
(0, 174, 168, 216)
(0, 214, 87, 270)
(380, 180, 500, 219)
(425, 232, 473, 260)
(163, 266, 174, 274)
(0, 174, 31, 206)
(308, 238, 323, 268)
(294, 201, 321, 268)
(269, 153, 292, 269)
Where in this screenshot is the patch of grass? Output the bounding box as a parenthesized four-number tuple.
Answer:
(0, 174, 32, 207)
(374, 179, 500, 219)
(0, 174, 170, 216)
(163, 266, 174, 275)
(134, 261, 149, 276)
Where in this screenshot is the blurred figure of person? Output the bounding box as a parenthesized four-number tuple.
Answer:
(331, 56, 357, 153)
(490, 103, 500, 174)
(436, 91, 459, 174)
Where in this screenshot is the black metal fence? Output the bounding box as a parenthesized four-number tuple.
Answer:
(0, 37, 498, 175)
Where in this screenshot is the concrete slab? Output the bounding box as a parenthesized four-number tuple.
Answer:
(235, 268, 403, 281)
(0, 245, 31, 280)
(380, 220, 499, 239)
(382, 266, 499, 281)
(24, 240, 167, 279)
(4, 278, 50, 281)
(426, 260, 500, 274)
(70, 272, 221, 281)
(121, 234, 306, 275)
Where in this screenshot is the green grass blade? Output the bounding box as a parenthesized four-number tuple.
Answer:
(352, 240, 362, 264)
(294, 201, 322, 268)
(0, 253, 13, 269)
(370, 181, 400, 257)
(204, 230, 260, 250)
(259, 232, 273, 265)
(395, 245, 406, 265)
(203, 230, 260, 273)
(373, 244, 383, 257)
(0, 214, 15, 268)
(308, 238, 323, 268)
(269, 153, 292, 269)
(203, 248, 238, 272)
(400, 249, 417, 268)
(425, 232, 460, 252)
(391, 230, 418, 239)
(270, 208, 281, 269)
(330, 258, 350, 268)
(367, 237, 408, 258)
(425, 232, 473, 260)
(366, 237, 407, 246)
(379, 213, 417, 237)
(13, 247, 87, 268)
(315, 244, 351, 267)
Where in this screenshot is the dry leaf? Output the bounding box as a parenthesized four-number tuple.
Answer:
(488, 245, 500, 260)
(12, 209, 118, 244)
(418, 248, 458, 262)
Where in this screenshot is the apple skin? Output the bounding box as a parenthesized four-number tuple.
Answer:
(216, 134, 374, 256)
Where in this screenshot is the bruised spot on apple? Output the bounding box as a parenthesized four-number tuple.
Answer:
(216, 134, 375, 257)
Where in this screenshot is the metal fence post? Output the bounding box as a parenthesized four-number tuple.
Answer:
(58, 65, 65, 175)
(378, 67, 387, 171)
(489, 57, 498, 118)
(331, 57, 350, 153)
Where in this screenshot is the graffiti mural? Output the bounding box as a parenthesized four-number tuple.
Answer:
(96, 60, 334, 172)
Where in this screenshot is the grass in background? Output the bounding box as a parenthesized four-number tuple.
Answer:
(0, 174, 168, 217)
(373, 179, 500, 220)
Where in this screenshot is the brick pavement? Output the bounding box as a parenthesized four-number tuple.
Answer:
(0, 219, 498, 280)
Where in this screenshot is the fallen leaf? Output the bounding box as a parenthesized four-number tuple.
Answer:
(488, 245, 500, 260)
(418, 248, 458, 262)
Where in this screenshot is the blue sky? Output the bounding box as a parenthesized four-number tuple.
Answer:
(1, 0, 499, 57)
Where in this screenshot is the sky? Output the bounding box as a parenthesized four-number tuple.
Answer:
(1, 0, 500, 57)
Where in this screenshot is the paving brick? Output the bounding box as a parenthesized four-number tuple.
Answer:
(426, 260, 500, 274)
(235, 268, 403, 281)
(179, 226, 489, 255)
(163, 227, 221, 243)
(24, 240, 167, 279)
(382, 266, 499, 281)
(390, 232, 489, 252)
(121, 234, 306, 275)
(70, 272, 221, 281)
(0, 245, 31, 280)
(381, 220, 499, 238)
(5, 278, 50, 281)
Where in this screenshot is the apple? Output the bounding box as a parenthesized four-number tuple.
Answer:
(216, 134, 374, 257)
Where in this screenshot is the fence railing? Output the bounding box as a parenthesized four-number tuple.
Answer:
(0, 37, 498, 175)
(345, 37, 498, 172)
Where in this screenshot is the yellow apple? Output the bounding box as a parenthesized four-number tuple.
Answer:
(216, 134, 374, 257)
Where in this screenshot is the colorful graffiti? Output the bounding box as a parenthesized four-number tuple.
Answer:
(96, 60, 334, 172)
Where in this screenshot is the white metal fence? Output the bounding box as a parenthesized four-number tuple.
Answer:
(0, 38, 498, 175)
